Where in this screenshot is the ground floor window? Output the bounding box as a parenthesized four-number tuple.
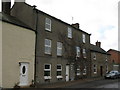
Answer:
(83, 66, 87, 75)
(57, 64, 63, 79)
(44, 64, 51, 79)
(93, 64, 97, 74)
(76, 65, 81, 75)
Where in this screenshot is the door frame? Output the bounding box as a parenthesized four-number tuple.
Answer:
(65, 65, 70, 81)
(100, 66, 103, 76)
(19, 62, 29, 86)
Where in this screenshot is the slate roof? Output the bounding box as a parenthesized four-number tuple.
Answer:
(108, 49, 120, 53)
(0, 12, 33, 30)
(18, 2, 91, 35)
(90, 44, 110, 55)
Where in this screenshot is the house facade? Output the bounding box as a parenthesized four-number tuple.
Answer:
(107, 49, 120, 71)
(0, 12, 36, 88)
(90, 41, 112, 77)
(11, 1, 91, 84)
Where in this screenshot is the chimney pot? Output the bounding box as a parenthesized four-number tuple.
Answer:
(96, 41, 101, 47)
(72, 23, 79, 29)
(2, 0, 11, 15)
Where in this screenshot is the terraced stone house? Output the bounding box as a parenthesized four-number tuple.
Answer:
(11, 1, 91, 84)
(90, 41, 112, 77)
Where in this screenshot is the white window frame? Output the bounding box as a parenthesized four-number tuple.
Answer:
(44, 64, 51, 79)
(56, 64, 63, 78)
(57, 42, 62, 56)
(76, 46, 80, 57)
(76, 65, 81, 75)
(83, 49, 86, 58)
(68, 27, 72, 38)
(45, 18, 51, 31)
(82, 34, 86, 43)
(45, 39, 51, 54)
(93, 65, 97, 74)
(83, 66, 87, 75)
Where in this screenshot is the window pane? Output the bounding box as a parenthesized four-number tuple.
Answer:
(45, 24, 50, 30)
(83, 49, 86, 58)
(45, 39, 51, 46)
(44, 71, 50, 76)
(45, 65, 50, 69)
(57, 49, 62, 56)
(77, 70, 80, 75)
(45, 18, 51, 31)
(82, 34, 85, 43)
(57, 42, 62, 48)
(45, 47, 51, 54)
(46, 18, 51, 24)
(57, 71, 62, 76)
(76, 46, 80, 57)
(57, 42, 62, 56)
(57, 65, 61, 69)
(45, 39, 51, 54)
(68, 27, 72, 38)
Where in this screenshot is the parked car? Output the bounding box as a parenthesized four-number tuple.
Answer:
(104, 70, 120, 79)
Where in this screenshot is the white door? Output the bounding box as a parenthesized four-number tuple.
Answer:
(66, 65, 69, 81)
(19, 63, 29, 86)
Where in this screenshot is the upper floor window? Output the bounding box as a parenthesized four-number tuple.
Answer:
(45, 39, 51, 54)
(68, 27, 72, 38)
(105, 55, 108, 62)
(57, 42, 62, 56)
(82, 34, 86, 43)
(44, 64, 51, 79)
(76, 46, 80, 57)
(83, 49, 86, 58)
(57, 64, 62, 78)
(45, 18, 51, 31)
(93, 53, 96, 60)
(83, 66, 86, 75)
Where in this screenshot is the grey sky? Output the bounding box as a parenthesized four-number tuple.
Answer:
(1, 0, 119, 51)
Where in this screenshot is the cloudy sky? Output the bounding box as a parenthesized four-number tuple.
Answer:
(1, 0, 120, 51)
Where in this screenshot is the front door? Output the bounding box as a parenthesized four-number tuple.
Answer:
(100, 66, 103, 76)
(66, 65, 69, 81)
(19, 62, 29, 86)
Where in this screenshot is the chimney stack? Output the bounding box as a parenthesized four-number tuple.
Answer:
(96, 41, 101, 48)
(2, 0, 11, 15)
(72, 23, 80, 29)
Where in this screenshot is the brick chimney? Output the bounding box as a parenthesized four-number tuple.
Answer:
(2, 0, 11, 15)
(96, 41, 101, 47)
(72, 23, 79, 29)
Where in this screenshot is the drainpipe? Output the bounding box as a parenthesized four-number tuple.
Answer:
(33, 5, 38, 86)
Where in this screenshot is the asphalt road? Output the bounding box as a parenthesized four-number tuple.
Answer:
(64, 79, 120, 88)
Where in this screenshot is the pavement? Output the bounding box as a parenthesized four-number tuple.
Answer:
(36, 77, 104, 88)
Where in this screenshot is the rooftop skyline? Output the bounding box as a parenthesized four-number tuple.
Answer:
(0, 0, 119, 51)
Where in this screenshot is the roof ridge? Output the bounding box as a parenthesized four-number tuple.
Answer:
(23, 2, 91, 35)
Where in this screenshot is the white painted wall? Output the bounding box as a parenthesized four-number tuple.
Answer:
(2, 21, 35, 88)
